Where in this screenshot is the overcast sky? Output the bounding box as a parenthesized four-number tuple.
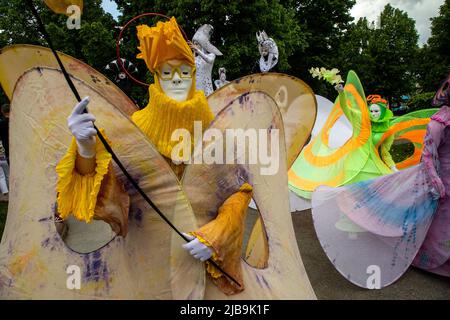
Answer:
(101, 0, 444, 45)
(351, 0, 443, 45)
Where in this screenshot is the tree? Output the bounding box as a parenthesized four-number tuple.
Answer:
(335, 5, 419, 101)
(113, 0, 307, 105)
(337, 17, 376, 92)
(367, 5, 419, 100)
(416, 0, 450, 92)
(408, 91, 435, 112)
(284, 0, 356, 99)
(116, 0, 306, 75)
(0, 0, 118, 105)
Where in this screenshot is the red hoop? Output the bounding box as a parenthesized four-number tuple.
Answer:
(115, 13, 191, 87)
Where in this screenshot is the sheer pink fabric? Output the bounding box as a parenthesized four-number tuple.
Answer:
(413, 106, 450, 274)
(311, 106, 449, 288)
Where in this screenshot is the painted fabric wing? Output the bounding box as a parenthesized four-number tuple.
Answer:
(289, 71, 379, 199)
(0, 46, 204, 299)
(378, 109, 438, 170)
(311, 164, 438, 288)
(312, 94, 352, 149)
(183, 92, 316, 299)
(207, 73, 317, 168)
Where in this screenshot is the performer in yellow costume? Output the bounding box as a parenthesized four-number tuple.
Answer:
(55, 17, 251, 295)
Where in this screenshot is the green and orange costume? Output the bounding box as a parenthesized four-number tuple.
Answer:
(289, 71, 436, 199)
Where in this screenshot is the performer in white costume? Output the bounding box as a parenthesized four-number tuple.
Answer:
(214, 67, 230, 90)
(256, 31, 278, 73)
(192, 24, 223, 96)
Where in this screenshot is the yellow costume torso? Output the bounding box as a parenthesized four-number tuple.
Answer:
(56, 85, 252, 295)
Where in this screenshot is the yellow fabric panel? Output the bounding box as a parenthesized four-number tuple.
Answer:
(163, 156, 186, 180)
(44, 0, 83, 15)
(55, 129, 130, 236)
(5, 65, 204, 299)
(191, 183, 253, 295)
(92, 162, 130, 237)
(56, 129, 112, 223)
(244, 217, 269, 269)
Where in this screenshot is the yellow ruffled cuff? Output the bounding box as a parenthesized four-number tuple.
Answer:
(55, 129, 112, 223)
(238, 182, 253, 193)
(191, 183, 253, 279)
(190, 182, 253, 295)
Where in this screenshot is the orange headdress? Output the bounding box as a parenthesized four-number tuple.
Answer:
(367, 94, 389, 109)
(136, 17, 195, 73)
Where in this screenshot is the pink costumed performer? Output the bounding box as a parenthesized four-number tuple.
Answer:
(412, 74, 450, 276)
(311, 74, 450, 288)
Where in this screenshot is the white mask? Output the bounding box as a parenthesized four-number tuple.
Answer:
(157, 59, 193, 102)
(369, 104, 381, 120)
(261, 47, 269, 57)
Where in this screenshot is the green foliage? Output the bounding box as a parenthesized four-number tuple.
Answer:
(116, 1, 306, 77)
(408, 92, 436, 111)
(338, 17, 376, 91)
(416, 0, 450, 92)
(337, 5, 419, 101)
(113, 0, 308, 106)
(285, 0, 356, 99)
(0, 0, 447, 107)
(371, 5, 418, 99)
(0, 89, 7, 109)
(0, 201, 7, 239)
(390, 140, 415, 164)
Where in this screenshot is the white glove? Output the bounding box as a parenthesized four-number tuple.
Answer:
(390, 165, 399, 172)
(182, 233, 213, 262)
(67, 97, 97, 158)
